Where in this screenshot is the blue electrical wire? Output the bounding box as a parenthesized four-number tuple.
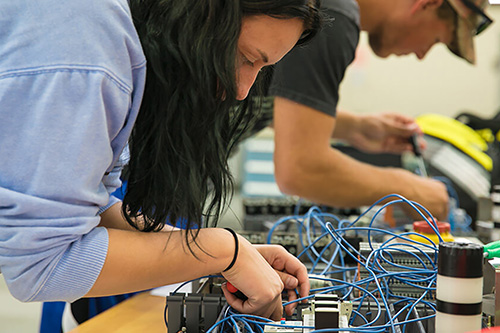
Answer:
(208, 194, 447, 332)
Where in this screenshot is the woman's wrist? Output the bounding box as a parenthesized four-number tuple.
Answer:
(189, 228, 238, 274)
(222, 228, 239, 272)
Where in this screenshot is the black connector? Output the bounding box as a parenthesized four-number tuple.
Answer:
(166, 293, 185, 333)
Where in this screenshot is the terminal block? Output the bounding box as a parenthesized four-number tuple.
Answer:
(166, 293, 225, 333)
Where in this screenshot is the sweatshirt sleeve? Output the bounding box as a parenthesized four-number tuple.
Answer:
(97, 145, 130, 215)
(0, 66, 133, 302)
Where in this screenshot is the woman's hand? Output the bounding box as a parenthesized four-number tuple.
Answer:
(221, 235, 285, 320)
(253, 244, 310, 316)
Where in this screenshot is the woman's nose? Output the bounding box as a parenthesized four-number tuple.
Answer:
(236, 68, 260, 100)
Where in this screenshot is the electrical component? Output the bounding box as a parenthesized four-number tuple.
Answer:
(262, 295, 352, 333)
(435, 242, 484, 333)
(166, 292, 225, 333)
(263, 321, 304, 332)
(239, 230, 300, 256)
(312, 294, 352, 331)
(242, 196, 359, 231)
(308, 274, 334, 291)
(195, 196, 483, 332)
(358, 241, 437, 300)
(409, 221, 454, 245)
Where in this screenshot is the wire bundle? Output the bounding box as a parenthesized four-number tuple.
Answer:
(209, 194, 443, 332)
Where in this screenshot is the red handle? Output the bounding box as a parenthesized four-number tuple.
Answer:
(226, 281, 238, 293)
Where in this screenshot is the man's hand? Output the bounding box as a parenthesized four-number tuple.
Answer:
(348, 112, 424, 154)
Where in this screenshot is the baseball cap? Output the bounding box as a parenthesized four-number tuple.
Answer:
(446, 0, 493, 64)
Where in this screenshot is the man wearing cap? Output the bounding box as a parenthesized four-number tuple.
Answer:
(259, 0, 492, 220)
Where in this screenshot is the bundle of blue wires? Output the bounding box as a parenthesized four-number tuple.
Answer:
(204, 194, 442, 333)
(430, 175, 473, 232)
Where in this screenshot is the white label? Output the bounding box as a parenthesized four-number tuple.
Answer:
(303, 313, 314, 333)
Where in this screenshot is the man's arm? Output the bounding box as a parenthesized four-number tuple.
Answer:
(273, 97, 449, 220)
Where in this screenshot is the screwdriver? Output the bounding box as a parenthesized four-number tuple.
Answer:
(410, 134, 427, 177)
(226, 281, 248, 300)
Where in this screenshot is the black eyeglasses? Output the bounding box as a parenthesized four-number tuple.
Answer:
(460, 0, 493, 35)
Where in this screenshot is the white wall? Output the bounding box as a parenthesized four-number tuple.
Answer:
(338, 6, 500, 119)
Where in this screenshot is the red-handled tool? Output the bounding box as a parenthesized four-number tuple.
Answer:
(226, 282, 248, 300)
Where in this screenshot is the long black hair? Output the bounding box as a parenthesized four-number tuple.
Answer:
(124, 0, 321, 248)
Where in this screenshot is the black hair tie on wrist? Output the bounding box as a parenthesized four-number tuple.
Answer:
(223, 227, 239, 272)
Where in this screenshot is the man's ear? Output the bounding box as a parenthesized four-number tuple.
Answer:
(410, 0, 444, 14)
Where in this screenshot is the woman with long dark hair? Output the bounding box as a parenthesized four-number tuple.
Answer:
(0, 0, 321, 322)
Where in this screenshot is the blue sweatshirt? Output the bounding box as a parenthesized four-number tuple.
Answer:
(0, 0, 146, 302)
